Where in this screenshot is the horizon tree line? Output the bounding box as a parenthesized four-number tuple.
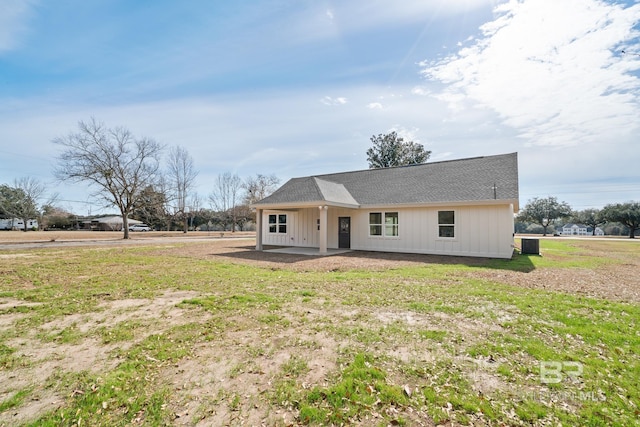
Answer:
(2, 119, 639, 238)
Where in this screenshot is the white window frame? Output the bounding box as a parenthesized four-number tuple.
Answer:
(385, 212, 399, 237)
(369, 212, 399, 238)
(437, 210, 456, 239)
(268, 213, 288, 234)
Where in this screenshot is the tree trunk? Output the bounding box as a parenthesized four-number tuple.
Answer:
(122, 214, 130, 239)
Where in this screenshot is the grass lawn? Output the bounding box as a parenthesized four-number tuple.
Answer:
(0, 238, 638, 426)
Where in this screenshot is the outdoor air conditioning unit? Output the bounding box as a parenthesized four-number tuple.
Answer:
(521, 238, 540, 255)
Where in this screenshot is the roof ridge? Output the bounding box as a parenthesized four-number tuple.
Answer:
(309, 152, 517, 180)
(310, 176, 323, 197)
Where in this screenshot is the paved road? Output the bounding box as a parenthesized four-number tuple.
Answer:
(0, 235, 254, 251)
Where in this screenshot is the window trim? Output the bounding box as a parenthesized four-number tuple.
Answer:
(385, 212, 399, 237)
(268, 213, 287, 234)
(369, 212, 382, 236)
(437, 210, 456, 239)
(369, 211, 399, 238)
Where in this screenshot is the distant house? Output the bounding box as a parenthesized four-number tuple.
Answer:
(0, 218, 39, 230)
(562, 223, 589, 236)
(561, 224, 604, 236)
(85, 216, 143, 231)
(251, 153, 519, 259)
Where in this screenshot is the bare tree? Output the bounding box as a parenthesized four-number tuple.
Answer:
(209, 172, 242, 232)
(188, 193, 202, 230)
(53, 118, 164, 239)
(243, 174, 280, 204)
(166, 146, 198, 233)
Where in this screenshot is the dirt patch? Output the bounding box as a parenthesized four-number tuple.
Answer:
(0, 290, 207, 426)
(468, 266, 640, 303)
(156, 239, 640, 303)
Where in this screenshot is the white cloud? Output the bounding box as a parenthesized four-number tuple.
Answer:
(326, 9, 334, 21)
(388, 126, 423, 145)
(320, 96, 348, 106)
(367, 102, 383, 109)
(422, 0, 640, 147)
(0, 0, 35, 53)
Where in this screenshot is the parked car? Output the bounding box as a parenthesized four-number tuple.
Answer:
(129, 224, 151, 232)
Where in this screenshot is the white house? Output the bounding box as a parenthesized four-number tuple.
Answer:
(561, 223, 604, 236)
(0, 218, 39, 230)
(251, 153, 519, 259)
(562, 223, 589, 236)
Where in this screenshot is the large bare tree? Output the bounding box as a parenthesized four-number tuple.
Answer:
(209, 172, 242, 232)
(243, 173, 280, 204)
(166, 146, 198, 233)
(53, 118, 164, 239)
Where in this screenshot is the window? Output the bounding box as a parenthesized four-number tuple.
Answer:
(268, 214, 287, 234)
(369, 212, 398, 237)
(369, 213, 382, 236)
(438, 210, 455, 238)
(385, 212, 398, 236)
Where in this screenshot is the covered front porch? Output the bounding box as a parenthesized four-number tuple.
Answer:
(254, 203, 357, 255)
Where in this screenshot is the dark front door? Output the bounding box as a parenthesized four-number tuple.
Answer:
(338, 217, 351, 249)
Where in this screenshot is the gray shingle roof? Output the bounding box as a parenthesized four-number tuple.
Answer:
(254, 152, 518, 208)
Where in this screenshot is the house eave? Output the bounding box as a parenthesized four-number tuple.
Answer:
(360, 199, 519, 211)
(252, 198, 518, 212)
(251, 200, 360, 210)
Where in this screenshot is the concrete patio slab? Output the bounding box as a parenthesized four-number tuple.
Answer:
(264, 247, 352, 256)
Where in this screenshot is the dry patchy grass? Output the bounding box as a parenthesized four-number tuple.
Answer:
(0, 236, 638, 426)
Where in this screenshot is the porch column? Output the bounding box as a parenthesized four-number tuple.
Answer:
(319, 205, 328, 254)
(255, 208, 263, 251)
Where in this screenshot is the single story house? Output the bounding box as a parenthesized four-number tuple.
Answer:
(0, 218, 39, 230)
(251, 152, 519, 259)
(83, 216, 143, 231)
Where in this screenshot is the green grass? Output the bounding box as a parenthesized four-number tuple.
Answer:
(0, 239, 638, 426)
(0, 388, 32, 413)
(299, 352, 408, 425)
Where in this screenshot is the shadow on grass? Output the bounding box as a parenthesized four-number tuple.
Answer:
(484, 250, 537, 272)
(214, 246, 537, 272)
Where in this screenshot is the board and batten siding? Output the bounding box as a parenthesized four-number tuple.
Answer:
(350, 205, 514, 258)
(261, 209, 320, 248)
(261, 208, 352, 248)
(261, 204, 515, 259)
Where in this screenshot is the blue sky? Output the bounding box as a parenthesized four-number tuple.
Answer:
(1, 0, 639, 215)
